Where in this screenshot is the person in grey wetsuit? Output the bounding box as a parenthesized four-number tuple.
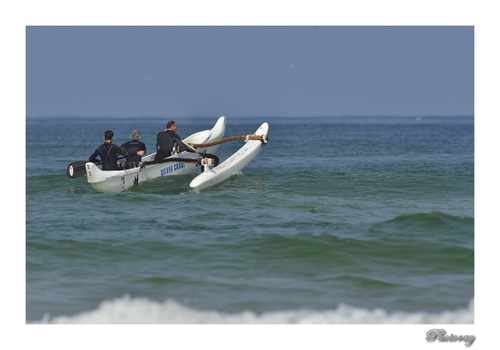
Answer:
(120, 130, 146, 168)
(155, 120, 200, 161)
(89, 130, 129, 170)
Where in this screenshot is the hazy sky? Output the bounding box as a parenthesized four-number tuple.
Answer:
(26, 26, 473, 118)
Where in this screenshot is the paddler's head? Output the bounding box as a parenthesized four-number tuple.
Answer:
(104, 130, 114, 142)
(166, 121, 178, 132)
(130, 130, 141, 141)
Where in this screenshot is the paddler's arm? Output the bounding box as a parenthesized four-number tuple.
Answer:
(89, 148, 100, 162)
(176, 138, 201, 154)
(115, 145, 129, 157)
(120, 146, 144, 157)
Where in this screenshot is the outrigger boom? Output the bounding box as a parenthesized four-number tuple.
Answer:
(193, 134, 268, 148)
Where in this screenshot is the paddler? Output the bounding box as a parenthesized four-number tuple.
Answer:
(119, 130, 146, 169)
(89, 130, 129, 170)
(155, 120, 201, 160)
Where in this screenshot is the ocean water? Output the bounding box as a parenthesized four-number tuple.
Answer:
(25, 115, 474, 325)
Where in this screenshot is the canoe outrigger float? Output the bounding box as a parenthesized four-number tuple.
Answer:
(66, 116, 269, 192)
(190, 122, 269, 190)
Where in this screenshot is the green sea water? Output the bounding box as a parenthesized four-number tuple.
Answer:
(25, 115, 474, 323)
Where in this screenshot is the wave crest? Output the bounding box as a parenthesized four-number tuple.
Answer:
(37, 295, 474, 324)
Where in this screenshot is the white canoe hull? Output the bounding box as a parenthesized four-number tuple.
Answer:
(85, 116, 226, 193)
(189, 122, 269, 190)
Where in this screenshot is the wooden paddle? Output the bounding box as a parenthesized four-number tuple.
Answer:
(142, 157, 200, 166)
(192, 135, 268, 148)
(142, 153, 219, 167)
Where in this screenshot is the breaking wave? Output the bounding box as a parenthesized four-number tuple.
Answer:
(34, 295, 474, 324)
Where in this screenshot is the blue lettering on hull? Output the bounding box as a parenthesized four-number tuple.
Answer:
(160, 162, 185, 176)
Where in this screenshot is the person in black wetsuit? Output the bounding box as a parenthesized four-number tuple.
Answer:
(89, 130, 129, 170)
(155, 120, 200, 160)
(119, 130, 146, 168)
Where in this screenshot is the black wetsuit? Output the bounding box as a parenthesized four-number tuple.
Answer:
(89, 142, 128, 170)
(120, 140, 146, 164)
(155, 130, 191, 160)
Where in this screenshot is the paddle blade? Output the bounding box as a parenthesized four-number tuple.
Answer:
(66, 161, 90, 179)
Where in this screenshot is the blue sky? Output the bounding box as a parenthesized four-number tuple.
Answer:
(26, 26, 473, 118)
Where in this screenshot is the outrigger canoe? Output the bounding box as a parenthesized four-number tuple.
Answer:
(66, 116, 269, 192)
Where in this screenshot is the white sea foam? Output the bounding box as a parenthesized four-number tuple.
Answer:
(38, 295, 474, 324)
